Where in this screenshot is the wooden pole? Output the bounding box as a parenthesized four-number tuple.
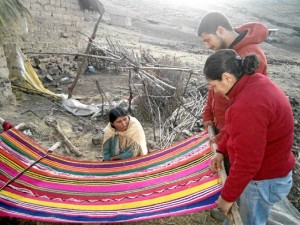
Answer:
(208, 125, 243, 225)
(95, 79, 112, 118)
(24, 52, 115, 60)
(68, 10, 104, 99)
(128, 70, 133, 113)
(0, 141, 62, 191)
(143, 82, 157, 142)
(173, 71, 193, 125)
(120, 66, 201, 74)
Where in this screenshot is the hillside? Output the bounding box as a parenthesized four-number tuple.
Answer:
(0, 0, 299, 224)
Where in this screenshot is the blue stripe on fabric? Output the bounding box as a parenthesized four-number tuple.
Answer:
(0, 192, 219, 223)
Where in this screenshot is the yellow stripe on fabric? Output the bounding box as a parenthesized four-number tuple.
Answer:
(0, 154, 27, 174)
(4, 129, 210, 175)
(7, 128, 210, 169)
(19, 153, 212, 187)
(1, 179, 220, 210)
(16, 167, 212, 197)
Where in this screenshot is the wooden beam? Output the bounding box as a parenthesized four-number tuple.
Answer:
(208, 125, 243, 225)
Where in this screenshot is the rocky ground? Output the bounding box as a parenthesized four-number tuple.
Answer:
(0, 0, 300, 224)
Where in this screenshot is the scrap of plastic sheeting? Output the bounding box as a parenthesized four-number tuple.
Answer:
(91, 104, 113, 118)
(61, 97, 99, 116)
(267, 197, 300, 225)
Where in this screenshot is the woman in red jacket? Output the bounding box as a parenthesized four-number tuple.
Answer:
(205, 49, 295, 225)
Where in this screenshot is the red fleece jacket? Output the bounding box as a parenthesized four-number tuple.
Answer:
(202, 22, 269, 142)
(218, 74, 295, 202)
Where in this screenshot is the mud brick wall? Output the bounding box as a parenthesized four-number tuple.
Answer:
(0, 45, 15, 106)
(0, 46, 9, 79)
(2, 0, 87, 53)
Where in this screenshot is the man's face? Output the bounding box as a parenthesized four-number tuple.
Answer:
(200, 32, 227, 51)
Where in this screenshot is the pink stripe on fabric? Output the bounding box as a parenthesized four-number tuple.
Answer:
(14, 159, 211, 193)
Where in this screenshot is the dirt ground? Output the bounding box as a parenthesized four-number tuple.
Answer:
(1, 0, 300, 224)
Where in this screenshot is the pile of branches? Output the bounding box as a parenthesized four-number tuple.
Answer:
(85, 37, 209, 148)
(28, 32, 208, 148)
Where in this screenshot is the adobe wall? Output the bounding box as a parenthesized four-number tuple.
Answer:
(2, 0, 88, 53)
(0, 45, 15, 106)
(0, 0, 101, 105)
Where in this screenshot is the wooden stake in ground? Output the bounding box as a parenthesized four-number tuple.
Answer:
(208, 125, 243, 225)
(128, 70, 133, 113)
(67, 6, 105, 99)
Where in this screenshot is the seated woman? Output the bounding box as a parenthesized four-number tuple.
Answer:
(102, 107, 148, 161)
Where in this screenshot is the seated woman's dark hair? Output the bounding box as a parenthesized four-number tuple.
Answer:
(109, 106, 128, 123)
(203, 49, 259, 81)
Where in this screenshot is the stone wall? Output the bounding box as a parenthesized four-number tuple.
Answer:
(0, 0, 100, 106)
(2, 0, 87, 53)
(0, 45, 15, 107)
(0, 45, 9, 80)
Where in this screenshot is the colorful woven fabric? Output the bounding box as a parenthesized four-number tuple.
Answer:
(0, 128, 221, 223)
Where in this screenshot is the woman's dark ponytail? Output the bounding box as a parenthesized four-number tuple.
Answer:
(204, 49, 260, 81)
(242, 54, 259, 75)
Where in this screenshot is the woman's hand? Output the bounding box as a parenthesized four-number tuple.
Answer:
(216, 196, 233, 217)
(210, 152, 224, 172)
(210, 135, 217, 144)
(109, 156, 120, 160)
(203, 121, 213, 130)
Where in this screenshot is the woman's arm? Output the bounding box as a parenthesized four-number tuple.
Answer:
(102, 140, 112, 161)
(112, 149, 133, 160)
(202, 86, 215, 125)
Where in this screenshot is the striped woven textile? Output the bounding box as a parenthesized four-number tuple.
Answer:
(0, 128, 221, 223)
